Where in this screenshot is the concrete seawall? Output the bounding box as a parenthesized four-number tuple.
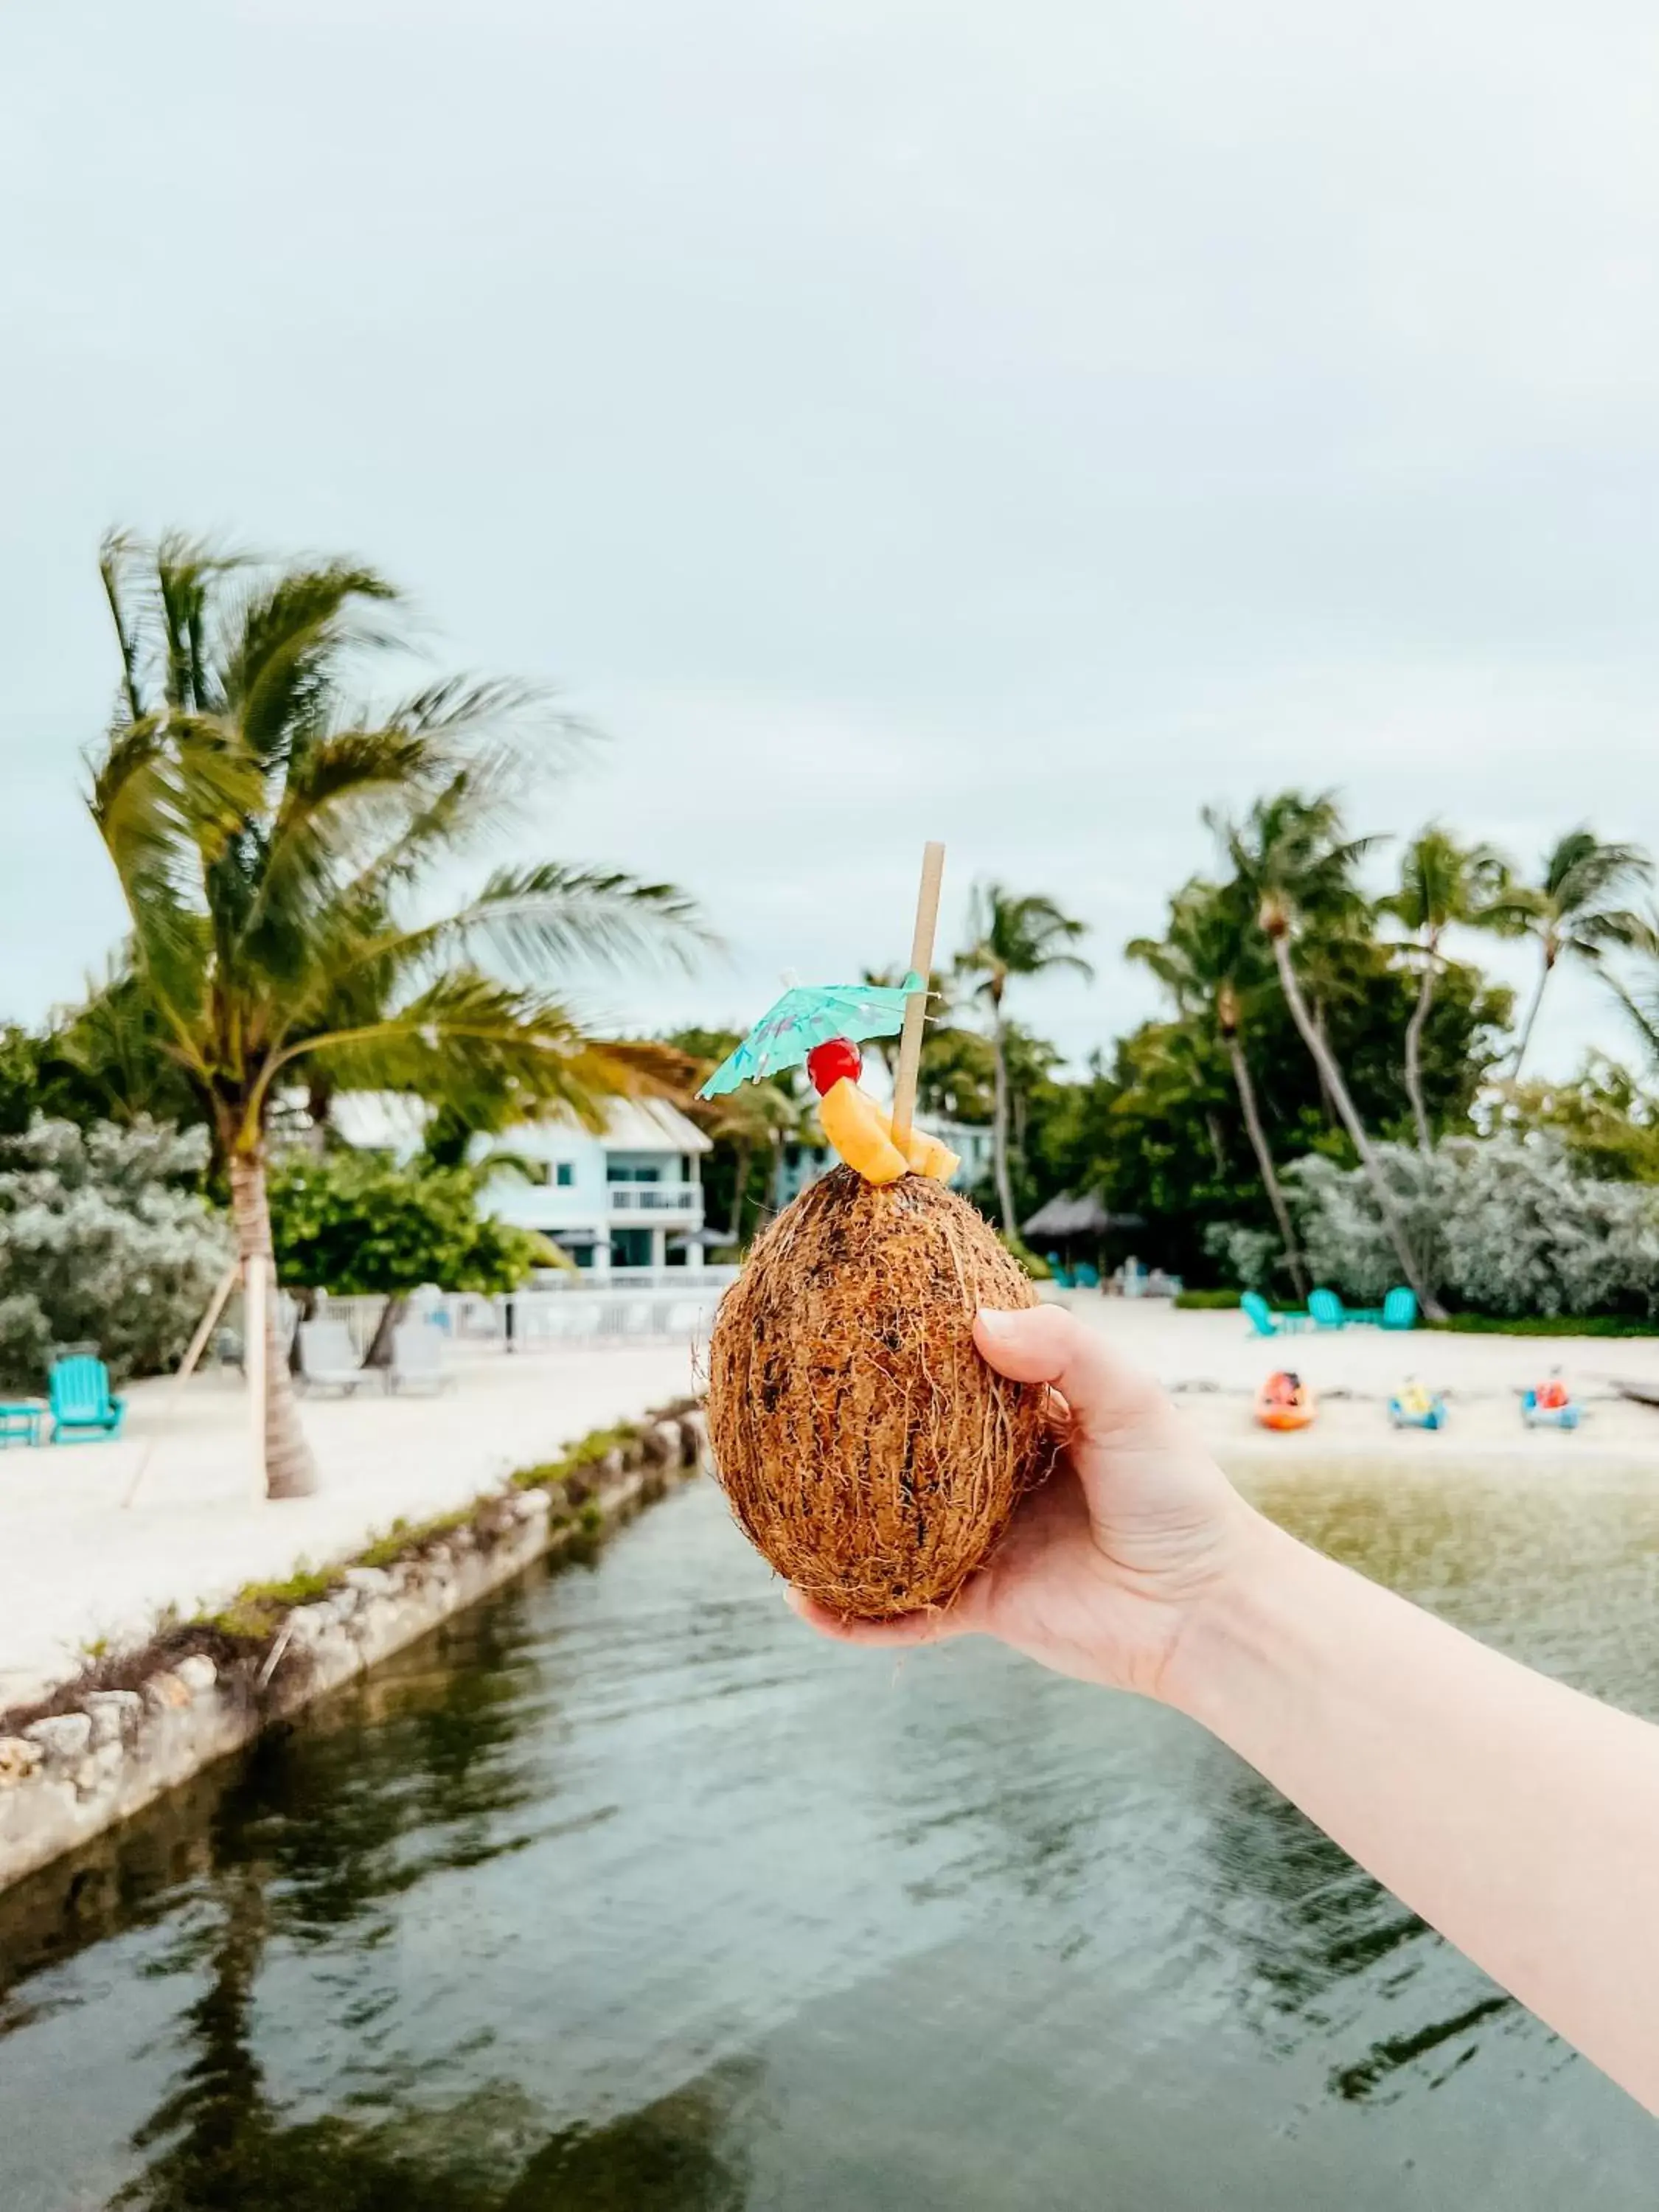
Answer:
(0, 1419, 706, 1896)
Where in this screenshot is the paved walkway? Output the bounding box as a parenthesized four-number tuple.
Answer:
(0, 1340, 697, 1711)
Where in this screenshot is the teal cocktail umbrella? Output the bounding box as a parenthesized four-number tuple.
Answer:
(698, 973, 924, 1098)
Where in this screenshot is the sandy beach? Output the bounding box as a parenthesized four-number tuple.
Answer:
(1063, 1295, 1659, 1481)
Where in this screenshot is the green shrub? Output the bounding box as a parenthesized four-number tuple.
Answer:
(1174, 1288, 1244, 1310)
(1427, 1313, 1658, 1338)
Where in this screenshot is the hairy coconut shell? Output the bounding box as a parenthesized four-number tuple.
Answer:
(706, 1165, 1050, 1618)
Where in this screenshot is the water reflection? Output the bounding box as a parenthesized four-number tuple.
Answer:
(1, 1474, 1655, 2211)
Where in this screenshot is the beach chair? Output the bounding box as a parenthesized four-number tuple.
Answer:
(1307, 1288, 1349, 1330)
(1047, 1254, 1076, 1289)
(1074, 1262, 1101, 1290)
(48, 1356, 125, 1443)
(388, 1320, 451, 1394)
(1241, 1291, 1311, 1338)
(296, 1319, 376, 1395)
(1380, 1287, 1418, 1330)
(1242, 1290, 1279, 1338)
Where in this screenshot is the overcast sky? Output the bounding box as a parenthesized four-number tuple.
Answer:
(5, 0, 1659, 1077)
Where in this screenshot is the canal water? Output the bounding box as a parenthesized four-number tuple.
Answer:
(1, 1467, 1657, 2209)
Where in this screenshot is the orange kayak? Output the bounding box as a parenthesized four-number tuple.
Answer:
(1255, 1371, 1316, 1431)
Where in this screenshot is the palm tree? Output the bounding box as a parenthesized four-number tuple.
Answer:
(1505, 830, 1653, 1079)
(694, 1076, 805, 1242)
(88, 531, 704, 1498)
(1380, 826, 1514, 1152)
(956, 886, 1092, 1234)
(1128, 878, 1310, 1299)
(1208, 790, 1444, 1318)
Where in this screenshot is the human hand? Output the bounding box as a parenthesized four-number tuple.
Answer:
(788, 1303, 1256, 1698)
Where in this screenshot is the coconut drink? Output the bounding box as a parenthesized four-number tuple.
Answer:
(703, 845, 1052, 1617)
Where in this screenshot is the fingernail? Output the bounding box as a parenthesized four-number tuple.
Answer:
(975, 1308, 1018, 1336)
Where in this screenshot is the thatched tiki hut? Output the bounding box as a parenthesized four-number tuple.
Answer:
(1021, 1192, 1144, 1284)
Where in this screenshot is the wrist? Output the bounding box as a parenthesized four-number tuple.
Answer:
(1152, 1503, 1312, 1725)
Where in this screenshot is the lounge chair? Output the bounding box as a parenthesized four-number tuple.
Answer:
(1046, 1253, 1076, 1290)
(296, 1319, 377, 1395)
(1074, 1262, 1101, 1290)
(1307, 1288, 1349, 1330)
(1242, 1291, 1310, 1338)
(388, 1320, 451, 1394)
(48, 1356, 125, 1443)
(1380, 1287, 1418, 1330)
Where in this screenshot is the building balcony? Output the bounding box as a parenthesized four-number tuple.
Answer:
(605, 1184, 701, 1215)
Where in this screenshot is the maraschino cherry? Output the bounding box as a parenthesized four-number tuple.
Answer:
(806, 1036, 863, 1095)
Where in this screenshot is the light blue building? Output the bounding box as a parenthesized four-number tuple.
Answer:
(330, 1091, 713, 1276)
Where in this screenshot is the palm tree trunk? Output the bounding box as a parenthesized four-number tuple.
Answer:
(1225, 1037, 1310, 1302)
(1270, 938, 1445, 1319)
(1510, 950, 1554, 1079)
(727, 1141, 752, 1243)
(228, 1152, 319, 1499)
(1311, 999, 1340, 1127)
(1203, 1109, 1227, 1180)
(991, 1012, 1018, 1235)
(1404, 959, 1437, 1154)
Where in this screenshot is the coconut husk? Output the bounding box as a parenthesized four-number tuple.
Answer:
(706, 1165, 1051, 1618)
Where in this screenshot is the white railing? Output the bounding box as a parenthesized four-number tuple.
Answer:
(605, 1184, 701, 1214)
(303, 1280, 734, 1354)
(533, 1265, 739, 1292)
(501, 1287, 723, 1346)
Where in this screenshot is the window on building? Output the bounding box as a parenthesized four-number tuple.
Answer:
(554, 1162, 574, 1187)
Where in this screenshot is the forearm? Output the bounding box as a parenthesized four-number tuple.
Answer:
(1166, 1510, 1659, 2113)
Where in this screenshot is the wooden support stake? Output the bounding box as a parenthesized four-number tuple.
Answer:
(120, 1259, 241, 1512)
(891, 841, 945, 1150)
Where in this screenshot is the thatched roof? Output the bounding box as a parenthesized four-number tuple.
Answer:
(1022, 1192, 1144, 1240)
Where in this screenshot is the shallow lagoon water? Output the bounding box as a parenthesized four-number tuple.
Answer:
(1, 1465, 1657, 2209)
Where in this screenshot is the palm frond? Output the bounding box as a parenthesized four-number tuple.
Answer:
(220, 560, 400, 767)
(257, 973, 658, 1135)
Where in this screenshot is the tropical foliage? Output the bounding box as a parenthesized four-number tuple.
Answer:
(1287, 1138, 1659, 1321)
(1505, 830, 1652, 1077)
(267, 1154, 549, 1304)
(83, 531, 703, 1493)
(0, 1118, 232, 1389)
(955, 886, 1091, 1231)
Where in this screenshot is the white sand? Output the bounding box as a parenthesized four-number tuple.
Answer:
(0, 1338, 698, 1711)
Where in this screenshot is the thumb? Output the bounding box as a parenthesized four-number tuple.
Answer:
(973, 1304, 1175, 1448)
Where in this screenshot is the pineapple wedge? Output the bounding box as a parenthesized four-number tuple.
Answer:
(818, 1078, 909, 1185)
(818, 1081, 960, 1186)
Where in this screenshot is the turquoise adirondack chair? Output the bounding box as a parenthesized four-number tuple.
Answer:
(1307, 1288, 1349, 1330)
(1046, 1253, 1076, 1290)
(1242, 1291, 1311, 1338)
(1380, 1287, 1418, 1330)
(49, 1356, 125, 1444)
